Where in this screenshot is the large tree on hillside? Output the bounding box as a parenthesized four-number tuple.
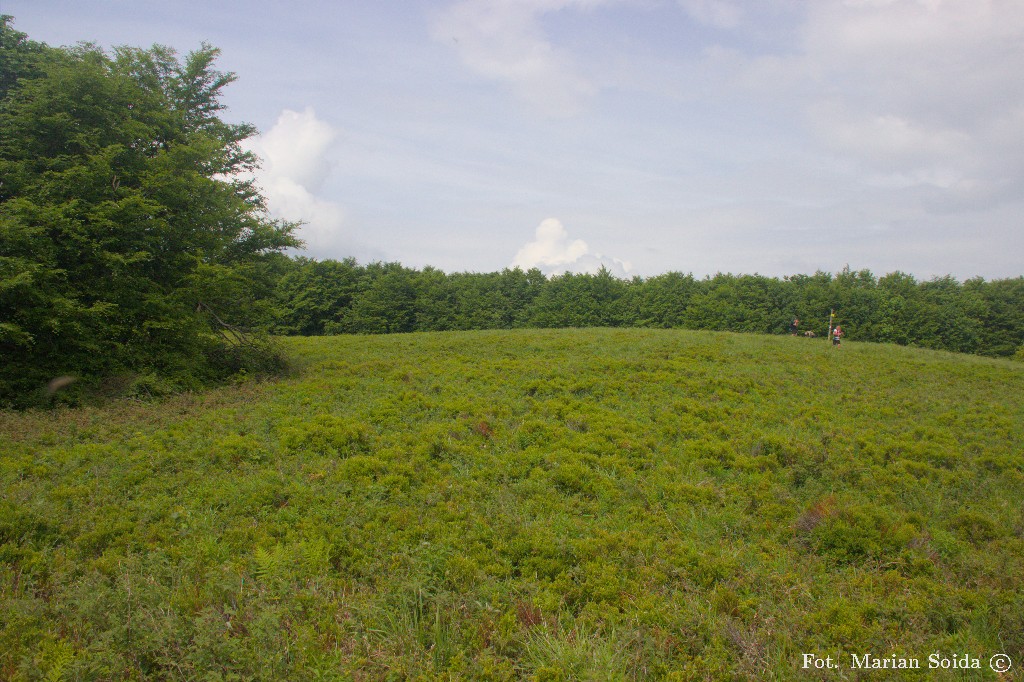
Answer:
(0, 17, 300, 405)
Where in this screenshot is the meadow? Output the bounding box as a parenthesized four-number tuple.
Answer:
(2, 328, 1023, 680)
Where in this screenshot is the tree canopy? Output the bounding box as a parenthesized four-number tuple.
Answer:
(0, 17, 299, 406)
(265, 258, 1024, 360)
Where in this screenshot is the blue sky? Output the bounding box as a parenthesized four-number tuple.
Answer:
(6, 0, 1023, 279)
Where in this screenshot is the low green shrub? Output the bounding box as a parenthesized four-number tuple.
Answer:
(1, 328, 1022, 678)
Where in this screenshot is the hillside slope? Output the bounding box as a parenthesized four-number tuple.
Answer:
(2, 329, 1023, 680)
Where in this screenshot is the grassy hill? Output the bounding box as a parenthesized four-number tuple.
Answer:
(2, 329, 1023, 680)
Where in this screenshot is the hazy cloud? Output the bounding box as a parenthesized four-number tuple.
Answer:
(432, 0, 602, 116)
(810, 101, 973, 175)
(798, 0, 1024, 204)
(512, 218, 632, 276)
(677, 0, 743, 29)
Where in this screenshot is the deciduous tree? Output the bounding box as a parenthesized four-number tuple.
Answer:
(0, 17, 299, 406)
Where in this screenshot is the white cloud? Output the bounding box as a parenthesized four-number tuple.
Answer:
(252, 107, 337, 192)
(431, 0, 602, 116)
(512, 218, 632, 276)
(246, 108, 349, 255)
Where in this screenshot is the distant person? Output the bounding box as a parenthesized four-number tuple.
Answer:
(832, 325, 843, 347)
(789, 317, 800, 335)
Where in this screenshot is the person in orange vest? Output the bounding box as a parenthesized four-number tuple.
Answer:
(832, 325, 844, 347)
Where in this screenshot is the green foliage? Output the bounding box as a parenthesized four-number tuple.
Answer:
(1, 328, 1022, 678)
(269, 258, 1024, 361)
(0, 18, 298, 407)
(804, 502, 906, 564)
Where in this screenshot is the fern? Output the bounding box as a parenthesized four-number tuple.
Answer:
(297, 538, 331, 577)
(42, 640, 74, 682)
(253, 544, 284, 581)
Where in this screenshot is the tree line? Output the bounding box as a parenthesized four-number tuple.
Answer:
(265, 257, 1024, 359)
(2, 17, 1021, 407)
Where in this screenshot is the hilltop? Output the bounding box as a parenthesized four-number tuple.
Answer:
(2, 329, 1023, 679)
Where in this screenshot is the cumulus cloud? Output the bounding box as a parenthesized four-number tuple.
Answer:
(512, 218, 632, 276)
(246, 108, 348, 255)
(431, 0, 602, 116)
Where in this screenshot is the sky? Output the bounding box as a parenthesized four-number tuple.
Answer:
(5, 0, 1023, 280)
